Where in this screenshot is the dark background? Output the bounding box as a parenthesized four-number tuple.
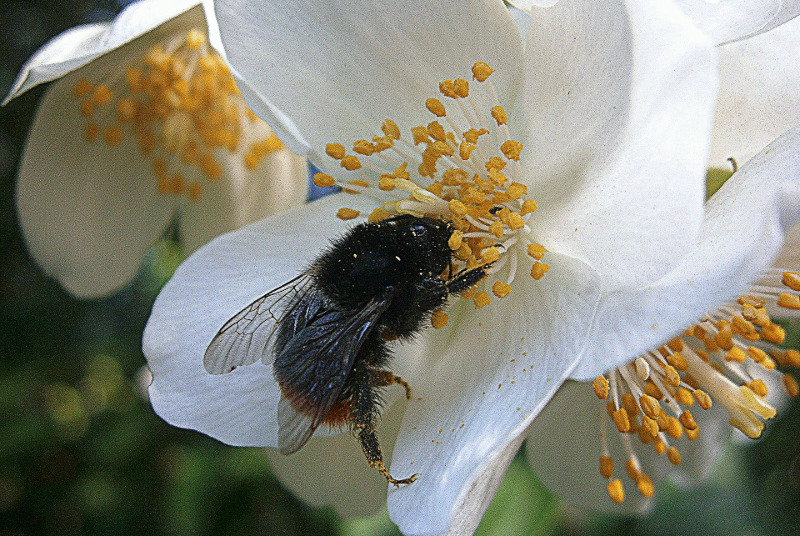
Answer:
(0, 2, 798, 535)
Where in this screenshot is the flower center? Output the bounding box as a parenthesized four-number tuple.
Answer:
(593, 269, 800, 503)
(72, 28, 283, 202)
(312, 62, 548, 318)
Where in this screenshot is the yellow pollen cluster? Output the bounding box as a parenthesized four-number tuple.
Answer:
(319, 63, 549, 318)
(593, 269, 800, 503)
(73, 28, 283, 202)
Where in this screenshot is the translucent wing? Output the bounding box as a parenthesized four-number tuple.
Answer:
(203, 273, 315, 375)
(275, 289, 393, 454)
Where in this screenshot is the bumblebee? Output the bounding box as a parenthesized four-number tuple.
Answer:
(203, 214, 489, 485)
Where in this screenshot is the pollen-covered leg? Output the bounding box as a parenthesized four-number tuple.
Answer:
(351, 370, 417, 486)
(369, 368, 413, 399)
(355, 424, 418, 487)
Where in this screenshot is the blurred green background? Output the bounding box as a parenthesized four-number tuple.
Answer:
(0, 2, 799, 535)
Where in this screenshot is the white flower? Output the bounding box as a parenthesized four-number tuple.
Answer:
(710, 14, 800, 167)
(4, 0, 308, 298)
(140, 0, 799, 534)
(512, 3, 800, 171)
(527, 132, 800, 506)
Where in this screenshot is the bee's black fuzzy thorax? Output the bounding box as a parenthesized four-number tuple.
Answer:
(313, 215, 453, 337)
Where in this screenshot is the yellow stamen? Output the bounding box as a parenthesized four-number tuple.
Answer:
(313, 172, 336, 188)
(492, 281, 512, 299)
(473, 291, 491, 309)
(607, 479, 625, 503)
(530, 263, 549, 280)
(490, 106, 507, 126)
(336, 208, 360, 220)
(425, 98, 447, 117)
(593, 375, 610, 399)
(431, 309, 448, 329)
(73, 28, 284, 204)
(471, 61, 495, 82)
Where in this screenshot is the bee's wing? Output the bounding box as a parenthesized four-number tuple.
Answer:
(275, 289, 393, 454)
(203, 273, 315, 375)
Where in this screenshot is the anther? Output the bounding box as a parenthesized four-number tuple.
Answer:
(500, 140, 523, 161)
(448, 231, 463, 251)
(490, 106, 507, 126)
(693, 389, 712, 410)
(599, 455, 614, 478)
(453, 78, 469, 98)
(782, 271, 800, 290)
(473, 291, 491, 309)
(521, 199, 538, 215)
(784, 374, 800, 397)
(593, 375, 610, 399)
(778, 293, 800, 309)
(612, 409, 631, 433)
(382, 119, 400, 139)
(426, 98, 447, 117)
(336, 208, 360, 220)
(326, 143, 346, 159)
(313, 172, 336, 188)
(340, 155, 362, 170)
(530, 263, 549, 280)
(679, 409, 697, 430)
(431, 309, 449, 329)
(607, 479, 625, 503)
(634, 358, 650, 381)
(492, 281, 512, 298)
(471, 61, 495, 82)
(639, 394, 661, 420)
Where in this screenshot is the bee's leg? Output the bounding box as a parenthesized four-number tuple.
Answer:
(368, 368, 412, 398)
(351, 370, 418, 487)
(447, 264, 491, 294)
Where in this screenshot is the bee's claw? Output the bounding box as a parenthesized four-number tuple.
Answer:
(378, 463, 418, 487)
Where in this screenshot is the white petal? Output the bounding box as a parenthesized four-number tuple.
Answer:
(508, 0, 559, 8)
(144, 194, 380, 446)
(3, 0, 203, 103)
(265, 399, 407, 518)
(386, 252, 604, 535)
(180, 143, 309, 253)
(572, 125, 800, 380)
(525, 380, 724, 513)
(709, 15, 800, 167)
(673, 0, 800, 45)
(16, 74, 175, 298)
(524, 0, 717, 291)
(213, 0, 524, 164)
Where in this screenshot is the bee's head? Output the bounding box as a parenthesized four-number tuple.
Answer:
(383, 214, 453, 276)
